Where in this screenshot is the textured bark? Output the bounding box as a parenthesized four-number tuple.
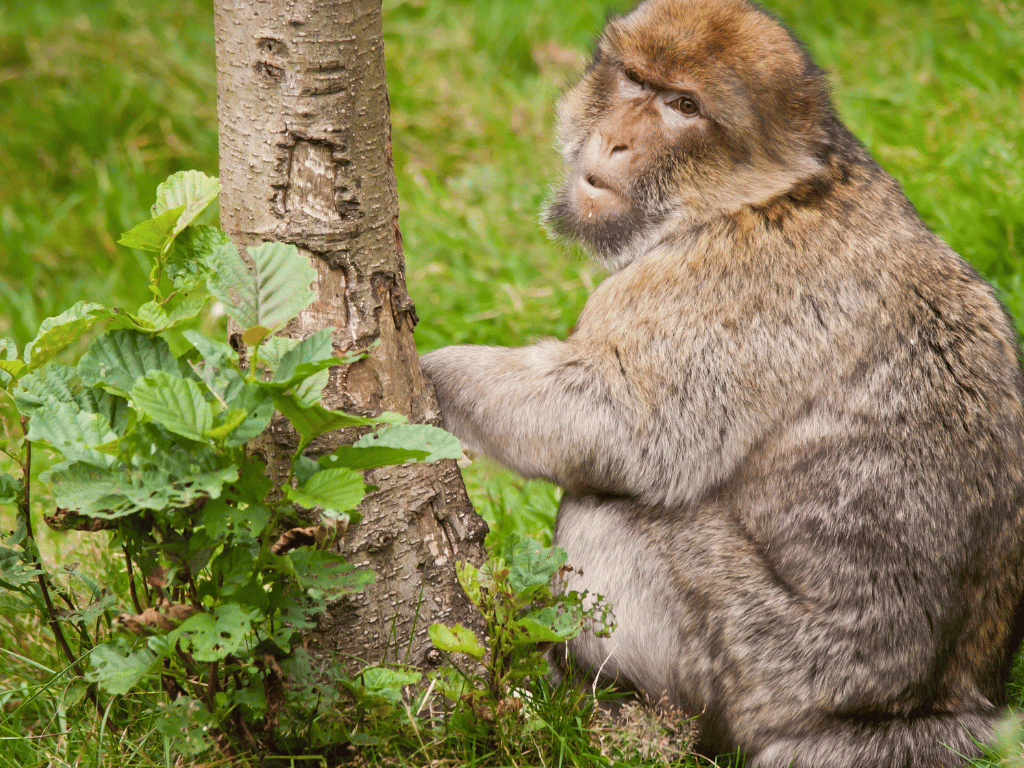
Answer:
(213, 0, 486, 670)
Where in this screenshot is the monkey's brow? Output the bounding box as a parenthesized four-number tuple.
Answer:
(617, 61, 684, 93)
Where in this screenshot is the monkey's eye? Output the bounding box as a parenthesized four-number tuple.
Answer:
(669, 95, 700, 116)
(623, 68, 645, 87)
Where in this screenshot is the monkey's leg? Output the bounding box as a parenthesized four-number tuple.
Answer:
(749, 712, 992, 768)
(553, 494, 996, 767)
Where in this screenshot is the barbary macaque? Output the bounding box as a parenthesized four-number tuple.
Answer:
(419, 0, 1024, 765)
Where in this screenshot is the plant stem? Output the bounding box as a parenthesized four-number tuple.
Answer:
(19, 420, 103, 716)
(123, 544, 143, 613)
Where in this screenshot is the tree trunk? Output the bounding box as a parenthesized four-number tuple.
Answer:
(213, 0, 486, 671)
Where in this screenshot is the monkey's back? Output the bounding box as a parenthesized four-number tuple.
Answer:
(555, 133, 1024, 761)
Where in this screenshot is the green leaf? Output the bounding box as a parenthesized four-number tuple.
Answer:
(455, 561, 482, 607)
(428, 623, 485, 658)
(284, 468, 366, 516)
(164, 225, 227, 293)
(221, 385, 273, 447)
(274, 329, 335, 405)
(166, 295, 207, 327)
(154, 697, 214, 759)
(24, 302, 109, 369)
(274, 329, 333, 382)
(25, 401, 118, 468)
(135, 302, 169, 329)
(0, 339, 23, 384)
(361, 667, 422, 704)
(353, 424, 462, 462)
(176, 604, 252, 662)
(496, 534, 567, 594)
(131, 372, 213, 442)
(79, 330, 179, 395)
(201, 498, 270, 543)
(256, 336, 299, 372)
(0, 475, 23, 505)
(118, 206, 184, 252)
(87, 641, 159, 695)
(318, 445, 430, 471)
(273, 395, 394, 453)
(152, 171, 221, 236)
(206, 241, 316, 332)
(288, 549, 374, 597)
(52, 460, 237, 519)
(204, 408, 248, 440)
(509, 615, 567, 644)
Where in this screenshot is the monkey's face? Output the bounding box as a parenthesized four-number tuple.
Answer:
(544, 0, 832, 272)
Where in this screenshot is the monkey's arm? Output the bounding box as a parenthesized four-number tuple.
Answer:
(420, 337, 755, 506)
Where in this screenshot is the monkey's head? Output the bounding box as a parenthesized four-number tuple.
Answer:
(544, 0, 835, 271)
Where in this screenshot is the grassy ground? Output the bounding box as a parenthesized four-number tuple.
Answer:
(1, 0, 1023, 765)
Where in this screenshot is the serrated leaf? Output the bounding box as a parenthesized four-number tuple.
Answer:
(153, 171, 221, 235)
(0, 475, 23, 505)
(284, 468, 366, 515)
(257, 336, 299, 372)
(274, 329, 335, 405)
(273, 395, 392, 453)
(132, 372, 212, 442)
(204, 409, 248, 440)
(176, 604, 252, 662)
(318, 445, 429, 471)
(222, 385, 274, 447)
(202, 498, 269, 543)
(154, 696, 214, 759)
(288, 549, 374, 597)
(353, 424, 461, 462)
(273, 329, 333, 382)
(79, 330, 179, 395)
(136, 302, 169, 329)
(0, 339, 22, 385)
(51, 459, 237, 519)
(25, 402, 118, 468)
(118, 206, 184, 252)
(24, 302, 110, 369)
(164, 226, 225, 292)
(206, 241, 316, 332)
(428, 623, 485, 658)
(509, 615, 567, 644)
(496, 535, 567, 594)
(166, 295, 207, 327)
(87, 641, 159, 695)
(361, 667, 422, 704)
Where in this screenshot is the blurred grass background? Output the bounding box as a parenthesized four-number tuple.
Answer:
(4, 0, 1021, 544)
(1, 0, 1022, 765)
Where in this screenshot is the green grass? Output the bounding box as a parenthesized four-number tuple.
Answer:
(1, 0, 1023, 765)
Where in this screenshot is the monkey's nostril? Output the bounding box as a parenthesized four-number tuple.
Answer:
(611, 144, 628, 154)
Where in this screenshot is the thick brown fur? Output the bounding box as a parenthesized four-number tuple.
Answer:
(420, 1, 1024, 765)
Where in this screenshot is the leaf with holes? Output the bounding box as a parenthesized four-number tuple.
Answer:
(175, 604, 253, 662)
(23, 302, 110, 370)
(87, 640, 160, 695)
(428, 623, 485, 659)
(288, 549, 374, 598)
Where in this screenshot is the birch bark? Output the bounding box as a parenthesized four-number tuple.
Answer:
(214, 0, 486, 669)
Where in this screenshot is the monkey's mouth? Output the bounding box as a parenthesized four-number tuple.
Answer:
(576, 173, 627, 214)
(583, 174, 616, 193)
